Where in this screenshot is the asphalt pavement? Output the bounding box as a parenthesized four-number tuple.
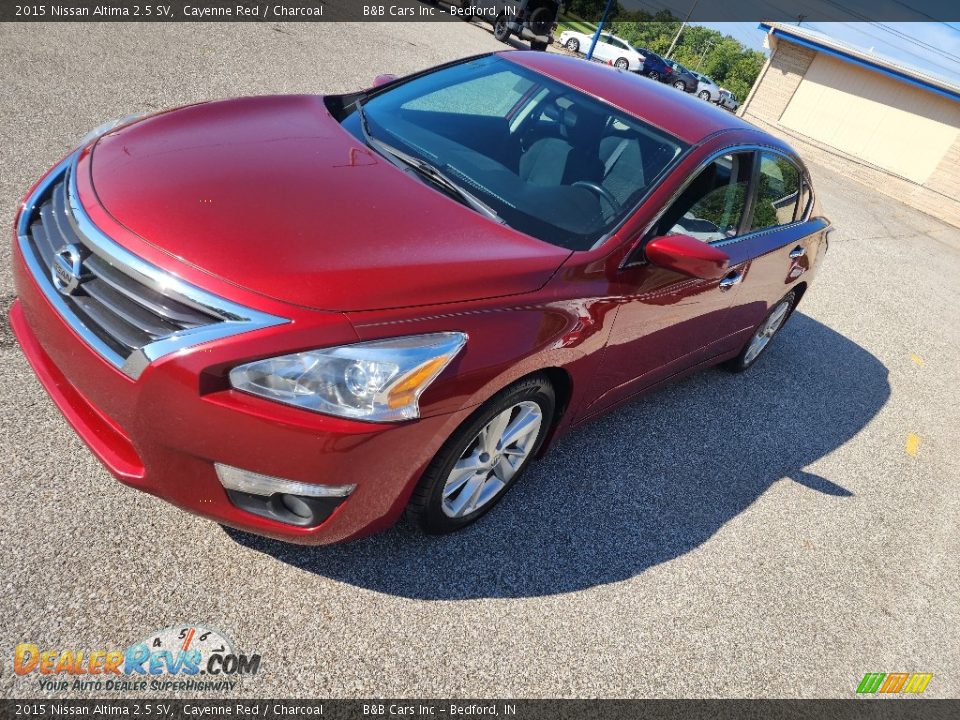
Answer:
(0, 20, 958, 699)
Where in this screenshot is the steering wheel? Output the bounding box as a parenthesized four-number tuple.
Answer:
(572, 180, 621, 215)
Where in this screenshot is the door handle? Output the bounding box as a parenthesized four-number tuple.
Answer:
(789, 246, 806, 259)
(719, 271, 743, 291)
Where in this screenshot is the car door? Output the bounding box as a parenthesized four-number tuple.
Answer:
(606, 37, 629, 64)
(593, 35, 615, 63)
(718, 150, 829, 343)
(584, 151, 757, 416)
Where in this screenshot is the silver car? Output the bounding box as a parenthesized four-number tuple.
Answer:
(691, 71, 721, 102)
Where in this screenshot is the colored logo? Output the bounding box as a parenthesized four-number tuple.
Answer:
(856, 673, 933, 695)
(13, 624, 260, 693)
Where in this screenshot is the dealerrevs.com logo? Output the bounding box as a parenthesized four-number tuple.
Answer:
(13, 624, 260, 693)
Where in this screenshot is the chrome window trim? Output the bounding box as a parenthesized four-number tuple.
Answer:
(621, 143, 813, 269)
(17, 151, 288, 380)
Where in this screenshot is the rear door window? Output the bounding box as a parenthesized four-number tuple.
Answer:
(750, 152, 802, 230)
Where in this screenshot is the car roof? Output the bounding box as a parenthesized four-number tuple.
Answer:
(501, 51, 760, 145)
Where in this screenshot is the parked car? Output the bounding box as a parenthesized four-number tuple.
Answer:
(718, 88, 740, 111)
(11, 52, 829, 543)
(442, 0, 559, 51)
(558, 30, 646, 71)
(635, 47, 674, 81)
(691, 71, 721, 102)
(663, 59, 699, 92)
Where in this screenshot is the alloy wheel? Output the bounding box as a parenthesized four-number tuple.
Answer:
(440, 401, 543, 518)
(615, 58, 629, 70)
(743, 299, 791, 365)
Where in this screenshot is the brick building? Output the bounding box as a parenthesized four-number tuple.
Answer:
(739, 22, 960, 228)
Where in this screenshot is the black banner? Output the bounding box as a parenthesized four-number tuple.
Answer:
(3, 0, 960, 23)
(2, 700, 959, 720)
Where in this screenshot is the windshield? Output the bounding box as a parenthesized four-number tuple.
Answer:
(342, 56, 686, 250)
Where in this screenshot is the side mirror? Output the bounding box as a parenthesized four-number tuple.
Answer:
(372, 74, 398, 88)
(644, 234, 730, 280)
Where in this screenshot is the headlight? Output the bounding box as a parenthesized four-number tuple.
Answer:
(77, 112, 151, 147)
(229, 332, 467, 422)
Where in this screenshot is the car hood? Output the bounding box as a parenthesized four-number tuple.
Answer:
(88, 95, 571, 312)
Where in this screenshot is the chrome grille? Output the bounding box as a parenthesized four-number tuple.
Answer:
(17, 153, 287, 379)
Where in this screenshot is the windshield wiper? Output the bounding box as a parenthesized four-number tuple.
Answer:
(353, 101, 504, 224)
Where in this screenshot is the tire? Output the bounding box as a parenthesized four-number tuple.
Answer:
(673, 80, 685, 90)
(406, 375, 556, 534)
(565, 38, 580, 53)
(698, 90, 710, 100)
(615, 57, 630, 70)
(530, 40, 548, 51)
(723, 291, 797, 373)
(527, 7, 554, 36)
(648, 71, 660, 81)
(493, 14, 511, 43)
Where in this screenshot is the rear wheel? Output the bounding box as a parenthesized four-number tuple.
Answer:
(724, 291, 797, 373)
(648, 71, 660, 81)
(698, 90, 710, 100)
(527, 6, 554, 36)
(406, 376, 555, 534)
(530, 40, 548, 51)
(615, 57, 630, 70)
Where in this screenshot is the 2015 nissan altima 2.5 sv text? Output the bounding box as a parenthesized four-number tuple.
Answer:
(10, 52, 830, 544)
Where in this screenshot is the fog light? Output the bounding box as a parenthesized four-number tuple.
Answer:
(215, 464, 354, 528)
(279, 493, 313, 520)
(214, 463, 355, 498)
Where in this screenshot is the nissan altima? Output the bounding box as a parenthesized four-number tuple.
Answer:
(10, 52, 830, 543)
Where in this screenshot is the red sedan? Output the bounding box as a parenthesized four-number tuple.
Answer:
(10, 52, 830, 543)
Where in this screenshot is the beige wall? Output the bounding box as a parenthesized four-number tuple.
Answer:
(740, 35, 960, 229)
(779, 54, 960, 185)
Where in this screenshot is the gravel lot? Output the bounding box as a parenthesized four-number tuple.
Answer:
(1, 20, 958, 699)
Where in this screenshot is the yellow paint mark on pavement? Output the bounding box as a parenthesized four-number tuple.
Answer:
(905, 434, 921, 457)
(910, 353, 925, 367)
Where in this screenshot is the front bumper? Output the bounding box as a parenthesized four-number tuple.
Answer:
(10, 189, 472, 545)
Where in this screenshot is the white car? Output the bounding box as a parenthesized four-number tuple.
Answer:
(558, 30, 645, 71)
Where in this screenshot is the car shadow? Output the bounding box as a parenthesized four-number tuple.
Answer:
(224, 313, 889, 599)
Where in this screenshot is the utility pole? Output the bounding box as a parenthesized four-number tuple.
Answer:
(586, 0, 617, 61)
(665, 0, 700, 59)
(696, 39, 714, 71)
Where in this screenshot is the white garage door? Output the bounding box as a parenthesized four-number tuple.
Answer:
(780, 53, 960, 184)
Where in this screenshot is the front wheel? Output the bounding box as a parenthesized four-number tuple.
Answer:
(673, 80, 686, 90)
(406, 376, 555, 534)
(724, 291, 797, 372)
(698, 90, 710, 100)
(565, 38, 580, 52)
(493, 15, 511, 43)
(530, 40, 548, 51)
